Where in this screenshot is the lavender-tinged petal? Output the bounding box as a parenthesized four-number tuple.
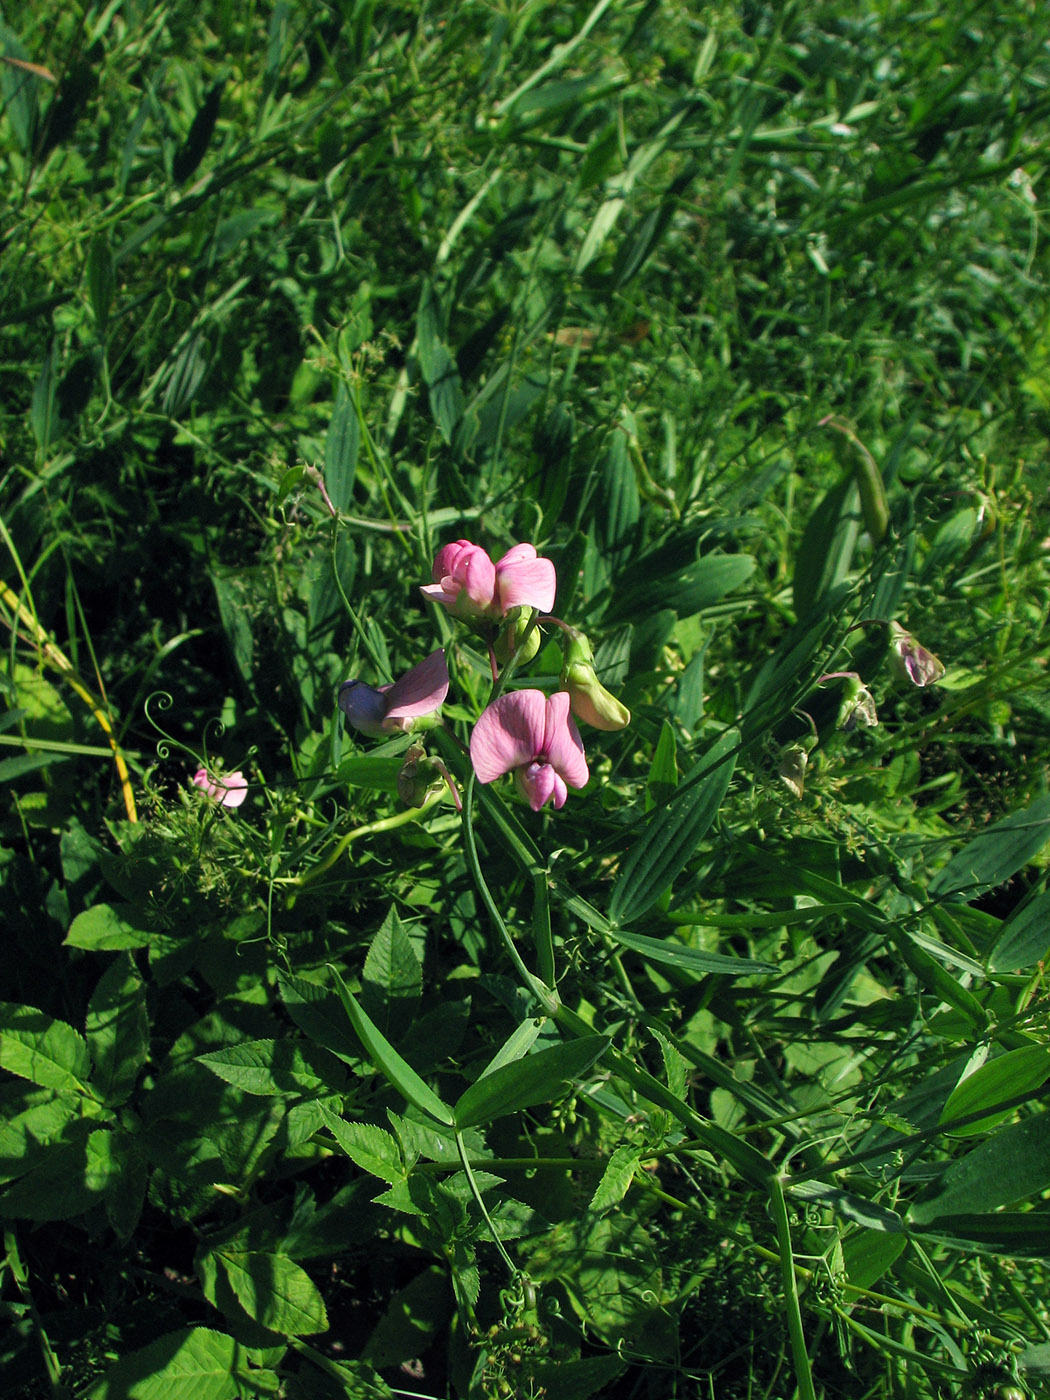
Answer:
(515, 761, 560, 811)
(495, 556, 556, 614)
(470, 690, 547, 783)
(339, 680, 390, 737)
(541, 692, 589, 789)
(383, 649, 449, 723)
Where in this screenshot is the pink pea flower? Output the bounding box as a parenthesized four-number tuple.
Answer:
(420, 540, 556, 620)
(339, 649, 450, 738)
(889, 623, 945, 688)
(470, 690, 588, 811)
(193, 768, 248, 808)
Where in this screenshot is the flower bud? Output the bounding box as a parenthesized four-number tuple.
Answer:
(888, 622, 945, 687)
(397, 744, 446, 807)
(493, 606, 542, 666)
(839, 675, 878, 731)
(558, 626, 630, 731)
(777, 744, 809, 799)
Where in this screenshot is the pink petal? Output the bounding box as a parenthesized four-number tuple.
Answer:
(455, 548, 497, 611)
(432, 539, 475, 583)
(383, 649, 450, 723)
(515, 761, 567, 811)
(495, 547, 556, 614)
(541, 692, 589, 790)
(419, 582, 459, 609)
(469, 690, 547, 783)
(216, 772, 248, 808)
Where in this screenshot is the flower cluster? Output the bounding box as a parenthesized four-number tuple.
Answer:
(336, 538, 629, 812)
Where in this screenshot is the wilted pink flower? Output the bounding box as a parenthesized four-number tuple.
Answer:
(889, 623, 945, 687)
(470, 690, 588, 811)
(420, 540, 556, 620)
(339, 649, 449, 737)
(193, 768, 248, 808)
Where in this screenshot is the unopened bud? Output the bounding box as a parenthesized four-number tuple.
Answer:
(840, 675, 878, 731)
(493, 606, 542, 666)
(397, 744, 445, 807)
(777, 744, 809, 799)
(558, 626, 630, 731)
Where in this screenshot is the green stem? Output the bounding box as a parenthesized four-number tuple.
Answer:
(288, 794, 444, 893)
(769, 1174, 817, 1400)
(455, 1130, 517, 1279)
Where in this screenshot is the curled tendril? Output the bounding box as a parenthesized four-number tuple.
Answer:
(144, 691, 188, 762)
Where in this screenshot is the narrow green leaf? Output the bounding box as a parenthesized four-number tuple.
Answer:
(939, 1045, 1050, 1137)
(609, 728, 738, 925)
(793, 472, 859, 619)
(86, 234, 115, 328)
(911, 1112, 1050, 1222)
(606, 926, 774, 976)
(454, 1035, 610, 1130)
(911, 1211, 1050, 1259)
(789, 1179, 903, 1232)
(324, 380, 359, 511)
(216, 1249, 328, 1336)
(0, 1002, 92, 1093)
(930, 792, 1050, 903)
(646, 719, 678, 812)
(328, 966, 454, 1128)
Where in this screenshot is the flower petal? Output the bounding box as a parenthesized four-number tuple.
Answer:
(495, 545, 556, 614)
(541, 691, 589, 789)
(469, 690, 547, 783)
(383, 649, 450, 724)
(339, 680, 389, 737)
(515, 761, 566, 811)
(215, 771, 248, 808)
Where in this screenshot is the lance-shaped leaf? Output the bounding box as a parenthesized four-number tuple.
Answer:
(454, 1034, 609, 1130)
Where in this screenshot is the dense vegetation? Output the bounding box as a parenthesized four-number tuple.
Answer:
(2, 2, 1049, 1397)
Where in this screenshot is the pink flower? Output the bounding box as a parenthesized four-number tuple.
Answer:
(420, 540, 556, 620)
(470, 690, 588, 811)
(339, 649, 449, 737)
(889, 623, 945, 688)
(193, 768, 248, 808)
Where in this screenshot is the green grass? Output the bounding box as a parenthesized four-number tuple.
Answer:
(1, 2, 1049, 1398)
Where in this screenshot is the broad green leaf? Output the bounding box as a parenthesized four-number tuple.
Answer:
(318, 1106, 404, 1185)
(0, 1120, 109, 1221)
(66, 901, 154, 950)
(842, 1230, 908, 1289)
(82, 1326, 238, 1400)
(197, 1039, 345, 1097)
(939, 1045, 1050, 1137)
(988, 890, 1050, 972)
(789, 1180, 903, 1232)
(605, 926, 774, 976)
(215, 1249, 328, 1336)
(454, 1035, 609, 1130)
(646, 719, 678, 812)
(86, 953, 149, 1106)
(329, 966, 454, 1128)
(911, 1112, 1050, 1222)
(361, 906, 422, 1040)
(609, 728, 739, 925)
(363, 1264, 449, 1369)
(589, 1144, 643, 1215)
(0, 1088, 81, 1186)
(930, 792, 1050, 902)
(0, 1002, 92, 1093)
(277, 970, 363, 1064)
(475, 1017, 546, 1080)
(324, 380, 359, 511)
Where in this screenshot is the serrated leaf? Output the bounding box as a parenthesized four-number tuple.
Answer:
(216, 1249, 328, 1336)
(589, 1144, 642, 1215)
(0, 1120, 108, 1221)
(0, 1002, 92, 1093)
(86, 953, 149, 1105)
(82, 1326, 238, 1400)
(361, 906, 422, 1040)
(197, 1039, 344, 1097)
(609, 728, 739, 925)
(454, 1035, 609, 1130)
(319, 1106, 404, 1185)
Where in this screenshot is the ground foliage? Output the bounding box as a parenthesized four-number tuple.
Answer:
(2, 1, 1050, 1397)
